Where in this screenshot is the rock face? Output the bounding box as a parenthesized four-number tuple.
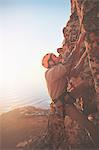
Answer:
(63, 0, 99, 106)
(59, 0, 99, 148)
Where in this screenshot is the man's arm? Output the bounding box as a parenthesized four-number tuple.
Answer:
(74, 51, 87, 69)
(70, 51, 87, 78)
(64, 32, 86, 65)
(45, 63, 71, 82)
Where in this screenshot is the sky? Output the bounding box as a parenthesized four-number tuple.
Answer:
(0, 0, 71, 111)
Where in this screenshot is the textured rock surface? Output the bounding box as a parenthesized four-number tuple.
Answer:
(40, 0, 99, 149)
(68, 0, 99, 107)
(59, 0, 99, 148)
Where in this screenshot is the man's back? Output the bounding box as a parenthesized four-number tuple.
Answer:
(45, 63, 69, 100)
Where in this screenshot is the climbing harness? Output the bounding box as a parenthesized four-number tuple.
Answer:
(52, 90, 76, 118)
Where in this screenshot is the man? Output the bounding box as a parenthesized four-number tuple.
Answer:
(42, 51, 98, 145)
(42, 52, 71, 117)
(42, 53, 70, 149)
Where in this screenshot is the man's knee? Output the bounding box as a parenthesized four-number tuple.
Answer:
(77, 81, 90, 91)
(52, 100, 65, 117)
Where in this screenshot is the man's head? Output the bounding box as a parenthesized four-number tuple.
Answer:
(42, 53, 59, 69)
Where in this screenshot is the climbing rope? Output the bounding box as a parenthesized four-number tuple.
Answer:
(84, 128, 96, 147)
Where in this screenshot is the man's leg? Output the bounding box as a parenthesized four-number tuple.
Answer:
(48, 101, 67, 150)
(65, 81, 97, 115)
(65, 104, 98, 146)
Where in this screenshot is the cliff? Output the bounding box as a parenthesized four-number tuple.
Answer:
(62, 0, 99, 96)
(1, 1, 99, 150)
(60, 0, 99, 148)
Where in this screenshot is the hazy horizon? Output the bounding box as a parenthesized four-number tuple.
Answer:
(0, 0, 71, 113)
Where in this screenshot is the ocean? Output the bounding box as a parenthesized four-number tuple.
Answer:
(0, 85, 50, 114)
